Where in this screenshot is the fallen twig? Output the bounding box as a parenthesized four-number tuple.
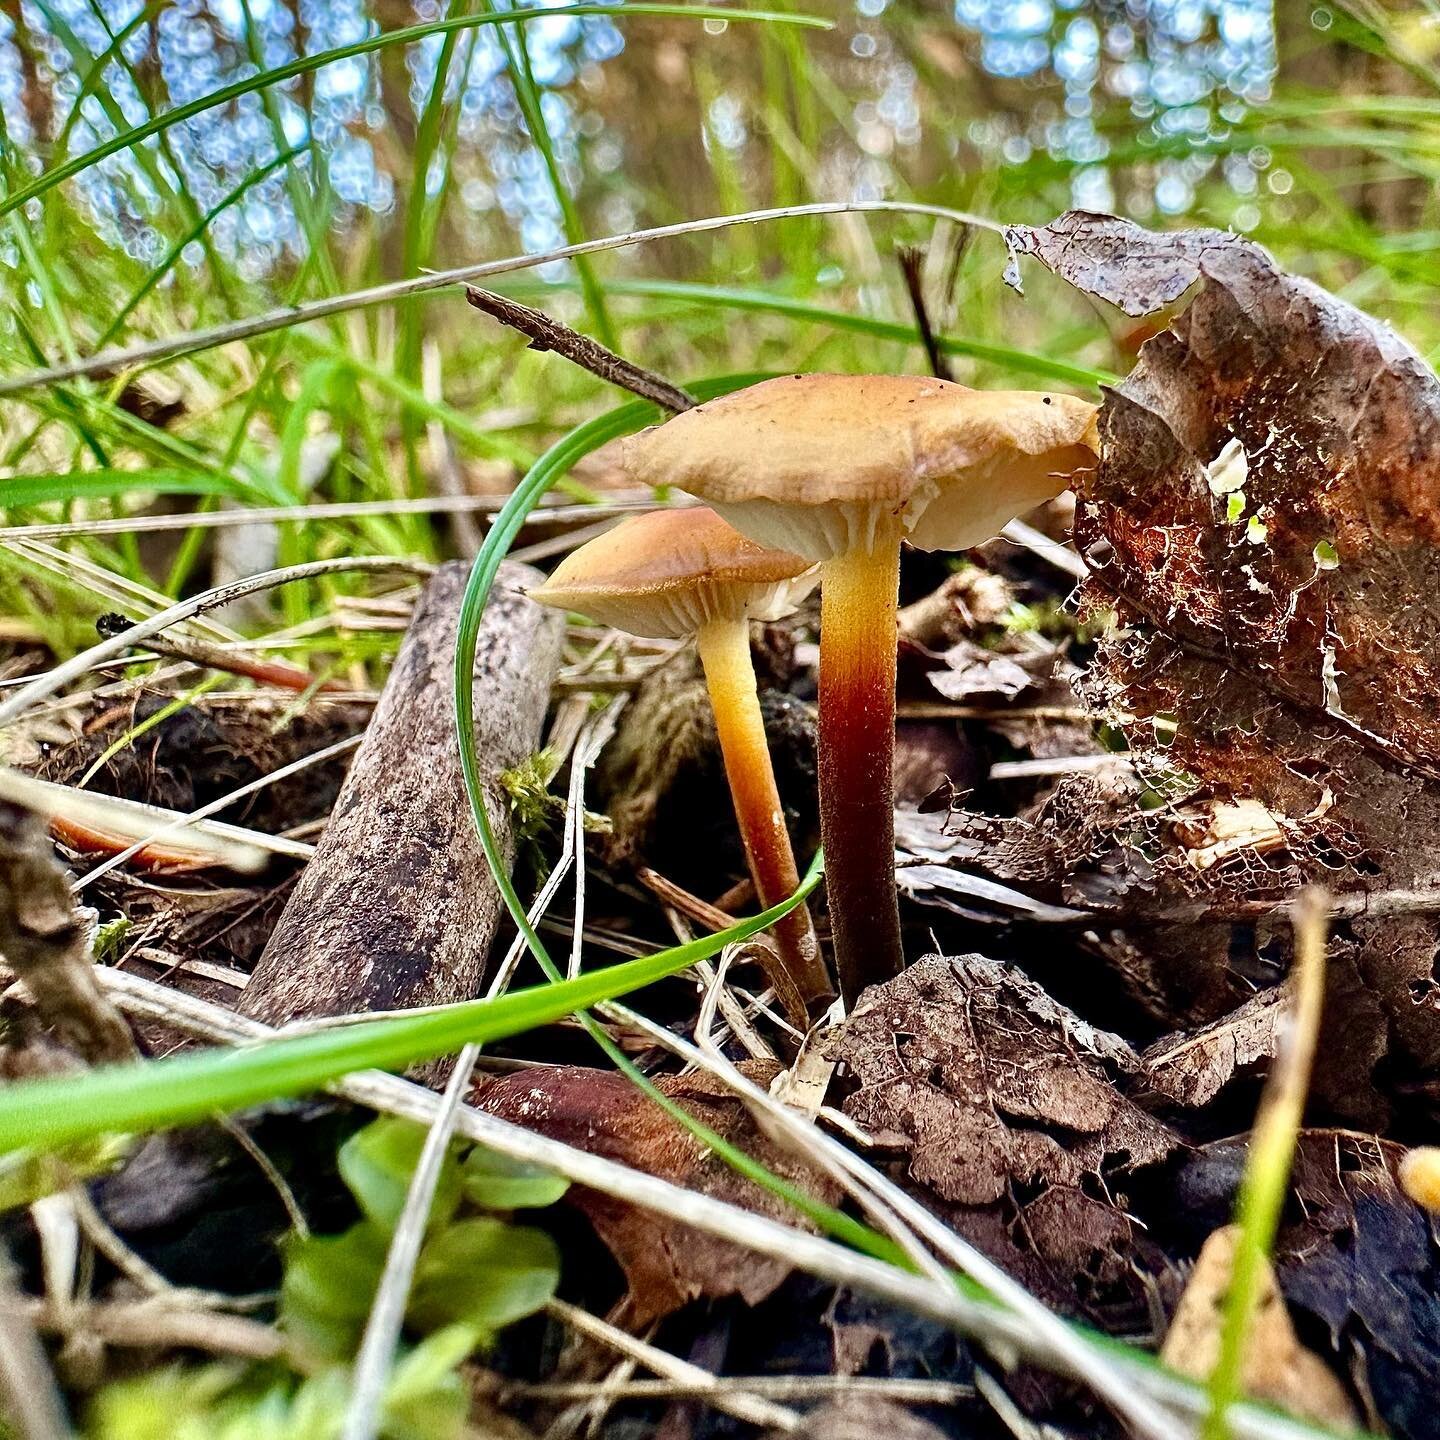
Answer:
(466, 288, 695, 413)
(94, 613, 343, 694)
(239, 562, 563, 1026)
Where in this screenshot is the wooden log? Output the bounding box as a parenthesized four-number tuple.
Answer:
(239, 560, 563, 1023)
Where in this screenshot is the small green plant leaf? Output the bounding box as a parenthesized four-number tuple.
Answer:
(339, 1118, 463, 1234)
(83, 1350, 468, 1440)
(379, 1328, 474, 1440)
(407, 1216, 560, 1339)
(280, 1221, 389, 1361)
(461, 1145, 570, 1211)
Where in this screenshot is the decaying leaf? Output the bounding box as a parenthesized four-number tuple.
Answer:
(1003, 210, 1239, 317)
(839, 955, 1177, 1320)
(471, 1063, 838, 1325)
(1161, 1225, 1358, 1431)
(892, 807, 1089, 926)
(1142, 987, 1284, 1110)
(1002, 211, 1440, 1123)
(924, 639, 1039, 704)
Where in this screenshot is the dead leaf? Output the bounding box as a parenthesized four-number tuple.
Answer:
(1175, 798, 1291, 871)
(925, 639, 1039, 704)
(1142, 988, 1284, 1109)
(1275, 1134, 1440, 1439)
(1161, 1225, 1358, 1432)
(1003, 211, 1440, 1123)
(471, 1062, 838, 1325)
(839, 955, 1177, 1321)
(1003, 209, 1241, 316)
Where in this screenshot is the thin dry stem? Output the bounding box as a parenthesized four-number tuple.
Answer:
(0, 202, 1002, 395)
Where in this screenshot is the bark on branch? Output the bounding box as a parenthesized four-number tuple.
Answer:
(239, 560, 563, 1023)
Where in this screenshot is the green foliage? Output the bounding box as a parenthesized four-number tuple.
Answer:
(498, 748, 565, 863)
(84, 1330, 473, 1440)
(337, 1118, 464, 1233)
(461, 1145, 572, 1211)
(86, 1118, 567, 1439)
(282, 1117, 561, 1364)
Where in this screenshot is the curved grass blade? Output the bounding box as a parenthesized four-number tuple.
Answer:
(453, 373, 768, 968)
(0, 5, 828, 219)
(448, 374, 910, 1260)
(96, 143, 312, 349)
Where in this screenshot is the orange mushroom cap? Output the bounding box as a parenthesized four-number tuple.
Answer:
(622, 374, 1099, 562)
(529, 507, 817, 640)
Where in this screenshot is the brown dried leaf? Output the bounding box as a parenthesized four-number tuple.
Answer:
(1141, 988, 1284, 1109)
(842, 955, 1168, 1205)
(839, 956, 1176, 1321)
(1161, 1225, 1358, 1432)
(1003, 210, 1239, 317)
(1003, 212, 1440, 1121)
(471, 1062, 838, 1325)
(1168, 1132, 1440, 1438)
(925, 639, 1040, 704)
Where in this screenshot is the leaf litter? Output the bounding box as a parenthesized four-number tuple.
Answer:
(14, 210, 1440, 1439)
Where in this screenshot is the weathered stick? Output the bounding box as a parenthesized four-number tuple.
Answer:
(0, 800, 135, 1064)
(239, 561, 563, 1023)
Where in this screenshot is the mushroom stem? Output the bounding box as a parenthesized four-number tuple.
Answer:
(695, 617, 831, 1015)
(817, 528, 904, 1004)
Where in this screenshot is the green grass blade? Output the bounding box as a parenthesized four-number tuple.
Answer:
(0, 470, 245, 510)
(0, 5, 828, 219)
(483, 0, 616, 346)
(0, 883, 816, 1156)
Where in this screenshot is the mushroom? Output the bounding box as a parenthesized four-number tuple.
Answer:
(531, 506, 830, 1017)
(623, 374, 1098, 1005)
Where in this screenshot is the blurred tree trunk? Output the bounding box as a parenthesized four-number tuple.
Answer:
(2, 1, 54, 146)
(1276, 3, 1429, 233)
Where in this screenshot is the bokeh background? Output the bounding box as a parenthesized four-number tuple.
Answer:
(1, 0, 1433, 648)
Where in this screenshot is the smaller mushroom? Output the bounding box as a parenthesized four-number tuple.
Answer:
(531, 508, 829, 1017)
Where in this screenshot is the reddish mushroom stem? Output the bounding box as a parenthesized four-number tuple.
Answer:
(817, 526, 905, 1004)
(696, 617, 831, 1014)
